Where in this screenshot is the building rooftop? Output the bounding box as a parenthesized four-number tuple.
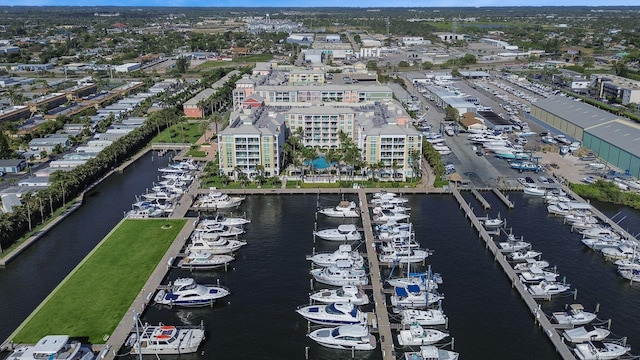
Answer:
(532, 95, 619, 129)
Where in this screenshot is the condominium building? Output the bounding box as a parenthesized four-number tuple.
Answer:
(217, 107, 286, 179)
(284, 106, 358, 148)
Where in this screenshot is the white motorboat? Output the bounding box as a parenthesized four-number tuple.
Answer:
(386, 275, 439, 291)
(372, 191, 408, 204)
(306, 244, 364, 268)
(199, 214, 250, 227)
(618, 268, 640, 281)
(162, 172, 195, 182)
(390, 285, 443, 310)
(318, 201, 360, 218)
(193, 190, 244, 210)
(615, 257, 640, 270)
(497, 236, 531, 253)
(307, 325, 376, 351)
(193, 223, 245, 237)
(397, 323, 449, 346)
(376, 220, 413, 233)
(154, 277, 230, 307)
(373, 202, 411, 214)
(309, 285, 370, 305)
(581, 236, 624, 251)
(581, 227, 620, 240)
(403, 345, 459, 360)
(507, 250, 542, 261)
(551, 304, 597, 327)
(547, 201, 592, 217)
(523, 185, 546, 196)
(563, 325, 610, 343)
(513, 259, 550, 272)
(4, 335, 95, 360)
(310, 260, 368, 286)
(518, 266, 560, 284)
(601, 243, 636, 261)
(377, 222, 414, 241)
(128, 323, 205, 355)
(142, 190, 179, 202)
(296, 302, 367, 325)
(573, 341, 630, 360)
(378, 242, 430, 264)
(313, 224, 362, 241)
(527, 280, 571, 299)
(126, 206, 165, 219)
(151, 184, 185, 195)
(482, 217, 504, 228)
(188, 236, 247, 254)
(372, 208, 410, 222)
(177, 251, 234, 270)
(399, 309, 447, 326)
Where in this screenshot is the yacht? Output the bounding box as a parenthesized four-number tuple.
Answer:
(513, 259, 550, 272)
(177, 251, 234, 270)
(497, 235, 531, 253)
(523, 185, 547, 196)
(313, 224, 362, 241)
(307, 325, 376, 351)
(192, 223, 245, 237)
(306, 244, 364, 268)
(310, 260, 368, 286)
(309, 285, 370, 306)
(581, 236, 624, 251)
(482, 217, 504, 229)
(573, 341, 630, 360)
(296, 302, 367, 325)
(193, 190, 244, 210)
(403, 345, 459, 360)
(154, 277, 230, 307)
(318, 201, 360, 218)
(518, 266, 560, 284)
(4, 335, 95, 360)
(372, 191, 408, 204)
(378, 241, 430, 264)
(618, 268, 640, 281)
(199, 214, 250, 227)
(397, 324, 449, 346)
(551, 304, 597, 327)
(187, 236, 247, 255)
(601, 243, 636, 261)
(507, 250, 542, 261)
(527, 281, 571, 299)
(399, 309, 447, 326)
(563, 325, 610, 343)
(128, 323, 205, 355)
(372, 208, 410, 222)
(390, 285, 443, 310)
(581, 227, 620, 240)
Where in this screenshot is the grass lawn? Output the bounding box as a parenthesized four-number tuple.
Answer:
(150, 122, 205, 144)
(12, 219, 186, 344)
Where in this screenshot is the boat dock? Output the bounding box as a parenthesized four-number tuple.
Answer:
(470, 188, 491, 209)
(450, 185, 576, 360)
(357, 190, 395, 360)
(492, 188, 515, 208)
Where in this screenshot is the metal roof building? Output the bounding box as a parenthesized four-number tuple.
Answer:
(530, 95, 640, 177)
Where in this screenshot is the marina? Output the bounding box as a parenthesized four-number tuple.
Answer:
(2, 151, 640, 359)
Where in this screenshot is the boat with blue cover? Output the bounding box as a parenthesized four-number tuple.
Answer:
(154, 277, 230, 307)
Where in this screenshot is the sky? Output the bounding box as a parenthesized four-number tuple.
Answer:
(3, 0, 640, 6)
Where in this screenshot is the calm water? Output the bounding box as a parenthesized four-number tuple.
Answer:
(3, 152, 640, 360)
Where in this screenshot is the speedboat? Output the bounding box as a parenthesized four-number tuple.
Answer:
(128, 323, 205, 355)
(310, 260, 368, 286)
(507, 250, 542, 261)
(372, 208, 410, 222)
(482, 217, 504, 229)
(399, 309, 447, 326)
(551, 304, 597, 327)
(307, 325, 376, 351)
(177, 251, 234, 270)
(513, 259, 550, 272)
(563, 325, 610, 343)
(313, 224, 362, 241)
(523, 185, 546, 196)
(154, 277, 230, 307)
(199, 214, 250, 227)
(397, 323, 449, 346)
(390, 285, 443, 310)
(403, 345, 459, 360)
(188, 236, 247, 254)
(309, 285, 370, 305)
(296, 302, 367, 325)
(527, 280, 571, 299)
(193, 190, 244, 210)
(497, 236, 531, 253)
(4, 335, 94, 360)
(306, 245, 364, 268)
(193, 222, 245, 237)
(318, 201, 360, 218)
(573, 341, 630, 360)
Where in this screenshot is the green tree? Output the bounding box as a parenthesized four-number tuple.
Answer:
(445, 106, 460, 121)
(175, 57, 190, 74)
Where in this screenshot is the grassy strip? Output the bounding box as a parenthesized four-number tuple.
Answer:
(12, 219, 186, 344)
(150, 122, 205, 144)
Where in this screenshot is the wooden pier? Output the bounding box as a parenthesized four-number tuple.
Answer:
(470, 188, 491, 209)
(357, 190, 396, 360)
(450, 185, 576, 360)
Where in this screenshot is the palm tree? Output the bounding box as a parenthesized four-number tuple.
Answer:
(21, 192, 33, 231)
